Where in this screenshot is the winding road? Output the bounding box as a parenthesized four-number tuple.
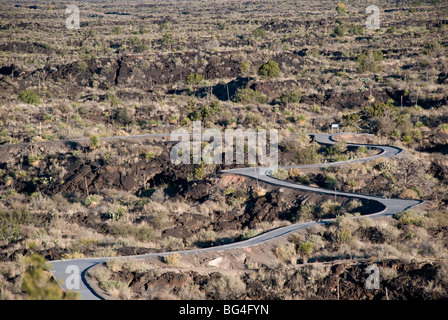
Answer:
(44, 132, 423, 300)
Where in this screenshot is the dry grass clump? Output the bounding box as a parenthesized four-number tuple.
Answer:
(162, 253, 181, 266)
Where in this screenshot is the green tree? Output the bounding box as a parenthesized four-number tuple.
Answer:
(22, 254, 79, 300)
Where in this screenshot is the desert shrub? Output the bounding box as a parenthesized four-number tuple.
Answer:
(332, 23, 346, 37)
(27, 154, 42, 166)
(325, 173, 338, 189)
(84, 195, 100, 208)
(297, 242, 313, 255)
(115, 107, 134, 124)
(162, 253, 181, 266)
(375, 159, 395, 173)
(289, 168, 302, 178)
(18, 90, 41, 105)
(399, 188, 420, 199)
(75, 61, 88, 72)
(241, 229, 259, 240)
(395, 210, 424, 226)
(258, 60, 280, 78)
(185, 73, 204, 85)
(293, 146, 321, 164)
(357, 146, 368, 155)
(240, 60, 253, 76)
(337, 227, 353, 243)
(111, 26, 123, 35)
(89, 135, 100, 150)
(438, 123, 448, 134)
(244, 112, 263, 125)
(192, 163, 206, 180)
(271, 168, 289, 180)
(424, 41, 444, 57)
(347, 199, 362, 211)
(367, 101, 398, 118)
(252, 28, 267, 39)
(99, 280, 132, 299)
(357, 50, 383, 73)
(128, 36, 142, 47)
(349, 24, 364, 36)
(108, 205, 126, 221)
(275, 243, 296, 263)
(145, 152, 155, 160)
(206, 275, 246, 299)
(161, 236, 184, 251)
(311, 105, 320, 114)
(386, 25, 397, 34)
(134, 225, 157, 242)
(295, 204, 316, 222)
(0, 205, 31, 242)
(235, 88, 267, 105)
(327, 141, 347, 156)
(320, 200, 341, 216)
(336, 3, 347, 13)
(160, 32, 173, 45)
(217, 22, 228, 30)
(280, 91, 302, 105)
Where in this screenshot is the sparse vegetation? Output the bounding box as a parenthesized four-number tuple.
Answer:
(0, 0, 447, 302)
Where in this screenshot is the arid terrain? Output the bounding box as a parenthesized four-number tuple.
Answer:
(0, 0, 447, 300)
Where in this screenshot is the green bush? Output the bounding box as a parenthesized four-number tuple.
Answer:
(293, 146, 322, 164)
(242, 229, 259, 240)
(185, 73, 204, 85)
(297, 242, 313, 255)
(357, 50, 383, 73)
(271, 168, 289, 180)
(252, 28, 267, 39)
(280, 91, 302, 105)
(258, 60, 280, 78)
(332, 24, 346, 37)
(19, 90, 41, 105)
(0, 206, 31, 242)
(244, 112, 263, 125)
(336, 3, 347, 14)
(84, 195, 100, 207)
(349, 24, 364, 36)
(395, 210, 424, 226)
(89, 135, 101, 150)
(325, 173, 338, 189)
(235, 88, 267, 105)
(240, 60, 252, 76)
(111, 26, 123, 35)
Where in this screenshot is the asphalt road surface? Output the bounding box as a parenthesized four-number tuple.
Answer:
(34, 132, 423, 300)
